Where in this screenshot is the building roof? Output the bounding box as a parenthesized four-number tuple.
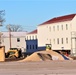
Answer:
(1, 31, 27, 37)
(28, 29, 37, 34)
(39, 14, 76, 26)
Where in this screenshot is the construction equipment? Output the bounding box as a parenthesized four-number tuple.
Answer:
(46, 44, 52, 51)
(5, 48, 23, 59)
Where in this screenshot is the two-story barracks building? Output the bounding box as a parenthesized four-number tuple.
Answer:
(26, 14, 76, 55)
(38, 14, 76, 55)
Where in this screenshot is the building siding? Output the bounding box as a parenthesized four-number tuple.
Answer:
(26, 40, 38, 53)
(0, 32, 27, 52)
(38, 19, 73, 51)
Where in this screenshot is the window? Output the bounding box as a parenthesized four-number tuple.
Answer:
(53, 26, 55, 31)
(32, 36, 34, 39)
(30, 45, 31, 49)
(27, 45, 28, 49)
(53, 39, 55, 44)
(66, 24, 68, 30)
(57, 38, 59, 44)
(30, 36, 31, 40)
(57, 25, 59, 31)
(17, 38, 20, 42)
(61, 25, 63, 30)
(33, 45, 34, 49)
(61, 38, 63, 44)
(66, 38, 68, 44)
(35, 35, 37, 39)
(36, 44, 37, 49)
(49, 27, 51, 31)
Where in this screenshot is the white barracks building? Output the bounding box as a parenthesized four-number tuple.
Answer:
(0, 32, 27, 52)
(37, 14, 76, 55)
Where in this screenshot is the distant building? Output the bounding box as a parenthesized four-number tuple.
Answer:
(0, 32, 27, 52)
(26, 29, 38, 54)
(37, 14, 76, 55)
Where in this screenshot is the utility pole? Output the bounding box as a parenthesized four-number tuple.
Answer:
(7, 25, 11, 49)
(0, 10, 5, 46)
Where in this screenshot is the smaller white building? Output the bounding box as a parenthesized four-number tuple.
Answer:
(0, 32, 27, 52)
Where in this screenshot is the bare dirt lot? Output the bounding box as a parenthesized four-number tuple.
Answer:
(0, 60, 76, 75)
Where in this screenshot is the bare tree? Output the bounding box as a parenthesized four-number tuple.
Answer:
(0, 10, 5, 46)
(6, 24, 23, 32)
(0, 10, 5, 26)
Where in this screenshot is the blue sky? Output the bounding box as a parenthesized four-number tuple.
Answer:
(0, 0, 76, 32)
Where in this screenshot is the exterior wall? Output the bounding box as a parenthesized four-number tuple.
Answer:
(70, 15, 76, 54)
(38, 21, 72, 51)
(26, 34, 37, 40)
(26, 33, 38, 53)
(11, 37, 26, 52)
(71, 15, 76, 31)
(1, 37, 10, 52)
(0, 32, 27, 52)
(26, 40, 38, 53)
(1, 37, 26, 52)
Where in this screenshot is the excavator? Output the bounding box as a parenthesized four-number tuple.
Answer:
(5, 48, 24, 59)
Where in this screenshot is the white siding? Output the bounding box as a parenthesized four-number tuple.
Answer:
(71, 15, 76, 31)
(38, 21, 72, 50)
(26, 34, 37, 40)
(1, 32, 27, 52)
(1, 37, 26, 52)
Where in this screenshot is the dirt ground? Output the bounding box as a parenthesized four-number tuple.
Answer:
(0, 60, 76, 75)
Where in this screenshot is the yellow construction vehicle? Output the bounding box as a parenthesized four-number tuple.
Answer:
(46, 44, 52, 51)
(5, 48, 23, 58)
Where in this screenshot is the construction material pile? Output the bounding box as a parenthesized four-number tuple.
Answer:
(20, 50, 73, 62)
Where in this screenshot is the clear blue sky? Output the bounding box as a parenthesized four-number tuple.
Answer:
(0, 0, 76, 32)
